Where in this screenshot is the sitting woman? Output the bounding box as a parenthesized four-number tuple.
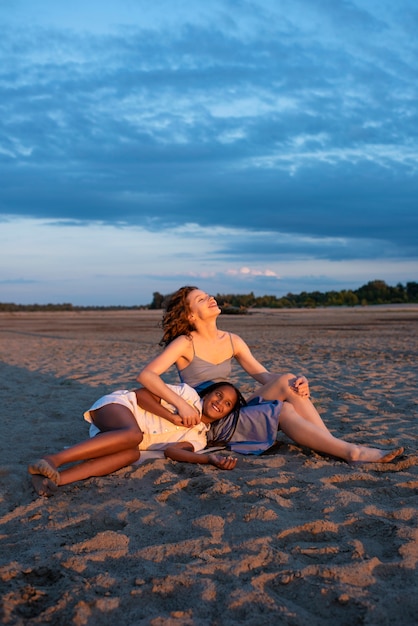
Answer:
(28, 381, 245, 497)
(137, 286, 404, 464)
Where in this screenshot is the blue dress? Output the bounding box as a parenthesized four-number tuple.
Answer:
(178, 337, 282, 455)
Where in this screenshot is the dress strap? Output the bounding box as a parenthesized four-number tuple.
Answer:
(189, 335, 196, 356)
(228, 332, 235, 357)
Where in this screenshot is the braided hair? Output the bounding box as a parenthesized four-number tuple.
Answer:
(199, 381, 247, 448)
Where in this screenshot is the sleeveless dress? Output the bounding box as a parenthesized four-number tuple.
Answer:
(178, 335, 283, 455)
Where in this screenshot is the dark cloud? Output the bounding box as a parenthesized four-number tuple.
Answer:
(1, 1, 417, 269)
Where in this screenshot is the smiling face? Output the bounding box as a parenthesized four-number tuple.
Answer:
(201, 385, 238, 424)
(187, 289, 221, 324)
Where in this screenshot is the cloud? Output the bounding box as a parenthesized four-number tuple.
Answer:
(226, 266, 279, 278)
(0, 1, 417, 304)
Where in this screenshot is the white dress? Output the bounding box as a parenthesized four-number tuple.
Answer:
(84, 383, 209, 452)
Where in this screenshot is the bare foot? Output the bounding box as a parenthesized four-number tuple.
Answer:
(31, 474, 58, 497)
(350, 446, 404, 464)
(28, 458, 59, 484)
(377, 447, 404, 463)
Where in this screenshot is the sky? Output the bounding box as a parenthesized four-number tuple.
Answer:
(1, 0, 417, 306)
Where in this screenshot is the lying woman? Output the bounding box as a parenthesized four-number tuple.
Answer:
(28, 381, 246, 497)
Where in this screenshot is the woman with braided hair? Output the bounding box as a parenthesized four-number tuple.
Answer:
(28, 381, 245, 497)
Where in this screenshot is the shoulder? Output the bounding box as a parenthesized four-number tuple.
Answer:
(229, 332, 250, 353)
(174, 334, 194, 348)
(164, 334, 194, 356)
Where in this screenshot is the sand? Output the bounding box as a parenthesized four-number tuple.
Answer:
(0, 306, 417, 625)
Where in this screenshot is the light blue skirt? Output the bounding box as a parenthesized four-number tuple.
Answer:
(209, 396, 283, 455)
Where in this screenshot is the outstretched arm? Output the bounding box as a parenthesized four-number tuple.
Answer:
(233, 334, 310, 397)
(164, 442, 237, 470)
(232, 334, 272, 383)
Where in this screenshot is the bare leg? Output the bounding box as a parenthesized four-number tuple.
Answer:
(58, 448, 140, 485)
(279, 402, 403, 463)
(249, 373, 330, 431)
(28, 404, 143, 489)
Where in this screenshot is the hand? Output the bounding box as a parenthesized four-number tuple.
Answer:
(208, 454, 238, 470)
(290, 375, 311, 398)
(164, 413, 186, 427)
(179, 413, 202, 427)
(177, 400, 202, 427)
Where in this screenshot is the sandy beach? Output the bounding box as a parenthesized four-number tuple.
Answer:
(0, 306, 417, 625)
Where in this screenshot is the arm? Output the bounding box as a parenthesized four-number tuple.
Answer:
(233, 334, 310, 396)
(232, 334, 275, 383)
(134, 388, 184, 426)
(137, 337, 201, 425)
(164, 442, 238, 470)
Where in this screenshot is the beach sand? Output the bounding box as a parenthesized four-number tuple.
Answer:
(0, 306, 417, 625)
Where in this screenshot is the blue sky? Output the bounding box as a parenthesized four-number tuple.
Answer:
(1, 0, 417, 306)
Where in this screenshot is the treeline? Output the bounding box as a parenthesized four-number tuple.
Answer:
(1, 280, 417, 312)
(150, 280, 418, 310)
(0, 303, 148, 312)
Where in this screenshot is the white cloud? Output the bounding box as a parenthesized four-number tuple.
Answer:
(227, 267, 279, 278)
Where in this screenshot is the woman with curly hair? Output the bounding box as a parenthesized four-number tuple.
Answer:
(137, 286, 403, 463)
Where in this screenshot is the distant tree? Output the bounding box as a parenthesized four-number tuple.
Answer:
(149, 292, 165, 309)
(341, 290, 359, 306)
(355, 280, 390, 304)
(215, 292, 256, 308)
(406, 281, 418, 302)
(389, 283, 408, 303)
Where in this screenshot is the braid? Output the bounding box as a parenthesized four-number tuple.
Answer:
(159, 286, 198, 346)
(199, 382, 247, 448)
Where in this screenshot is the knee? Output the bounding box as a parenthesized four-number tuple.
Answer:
(132, 428, 143, 447)
(282, 372, 311, 398)
(272, 373, 297, 397)
(124, 426, 143, 447)
(283, 373, 296, 383)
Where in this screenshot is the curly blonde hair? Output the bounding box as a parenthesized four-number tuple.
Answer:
(159, 285, 198, 346)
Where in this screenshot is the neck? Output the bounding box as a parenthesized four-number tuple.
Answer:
(193, 317, 219, 339)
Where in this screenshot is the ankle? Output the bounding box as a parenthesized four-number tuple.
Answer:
(346, 446, 361, 463)
(44, 454, 59, 469)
